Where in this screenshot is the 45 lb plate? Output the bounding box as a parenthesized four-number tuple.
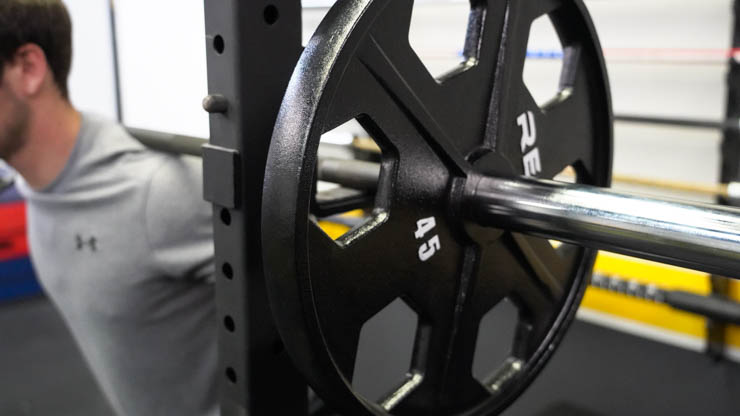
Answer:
(262, 0, 612, 414)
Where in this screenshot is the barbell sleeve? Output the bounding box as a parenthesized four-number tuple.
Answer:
(316, 157, 740, 279)
(463, 175, 740, 280)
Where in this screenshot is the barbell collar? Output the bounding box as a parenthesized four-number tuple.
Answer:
(463, 174, 740, 280)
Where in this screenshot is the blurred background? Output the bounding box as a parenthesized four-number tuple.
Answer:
(2, 0, 740, 415)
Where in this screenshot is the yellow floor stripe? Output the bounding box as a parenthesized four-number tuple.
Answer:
(318, 221, 351, 240)
(589, 251, 740, 348)
(727, 281, 740, 348)
(316, 210, 363, 240)
(581, 287, 708, 339)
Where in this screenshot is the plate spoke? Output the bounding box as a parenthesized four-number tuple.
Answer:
(357, 33, 469, 172)
(309, 219, 409, 324)
(509, 274, 558, 359)
(509, 233, 571, 299)
(389, 316, 488, 413)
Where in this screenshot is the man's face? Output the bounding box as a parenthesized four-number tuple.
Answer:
(0, 62, 30, 161)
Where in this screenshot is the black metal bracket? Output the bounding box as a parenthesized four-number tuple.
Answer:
(203, 144, 240, 209)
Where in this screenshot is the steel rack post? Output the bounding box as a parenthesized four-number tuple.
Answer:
(202, 1, 307, 415)
(710, 0, 740, 360)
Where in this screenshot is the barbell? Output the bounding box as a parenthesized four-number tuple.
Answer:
(124, 128, 740, 280)
(130, 0, 740, 413)
(128, 113, 740, 414)
(127, 130, 740, 201)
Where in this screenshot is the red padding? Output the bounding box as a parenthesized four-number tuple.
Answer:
(0, 202, 29, 262)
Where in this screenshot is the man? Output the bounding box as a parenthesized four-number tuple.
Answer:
(0, 1, 218, 415)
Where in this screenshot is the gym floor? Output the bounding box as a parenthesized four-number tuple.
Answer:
(2, 296, 739, 416)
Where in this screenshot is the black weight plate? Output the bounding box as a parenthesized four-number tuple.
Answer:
(262, 0, 612, 414)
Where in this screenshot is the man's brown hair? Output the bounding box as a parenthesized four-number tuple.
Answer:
(0, 0, 73, 99)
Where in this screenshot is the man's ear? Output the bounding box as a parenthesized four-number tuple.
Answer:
(13, 43, 49, 97)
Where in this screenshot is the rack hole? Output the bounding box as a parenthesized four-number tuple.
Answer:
(226, 367, 237, 384)
(224, 316, 235, 332)
(213, 35, 225, 54)
(220, 208, 231, 226)
(264, 5, 279, 25)
(272, 339, 285, 355)
(222, 262, 234, 279)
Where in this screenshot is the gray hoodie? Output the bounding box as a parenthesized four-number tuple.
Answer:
(15, 113, 218, 416)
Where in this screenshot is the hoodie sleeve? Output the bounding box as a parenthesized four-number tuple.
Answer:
(144, 155, 215, 281)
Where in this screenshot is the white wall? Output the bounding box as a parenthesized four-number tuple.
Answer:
(588, 0, 731, 186)
(589, 0, 731, 120)
(89, 0, 733, 187)
(64, 0, 118, 121)
(113, 0, 209, 138)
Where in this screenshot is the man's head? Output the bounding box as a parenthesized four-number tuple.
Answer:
(0, 0, 73, 161)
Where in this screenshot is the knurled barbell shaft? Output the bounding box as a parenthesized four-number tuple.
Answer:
(317, 157, 381, 190)
(125, 128, 740, 199)
(464, 175, 740, 280)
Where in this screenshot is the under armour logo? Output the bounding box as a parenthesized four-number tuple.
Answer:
(75, 234, 98, 252)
